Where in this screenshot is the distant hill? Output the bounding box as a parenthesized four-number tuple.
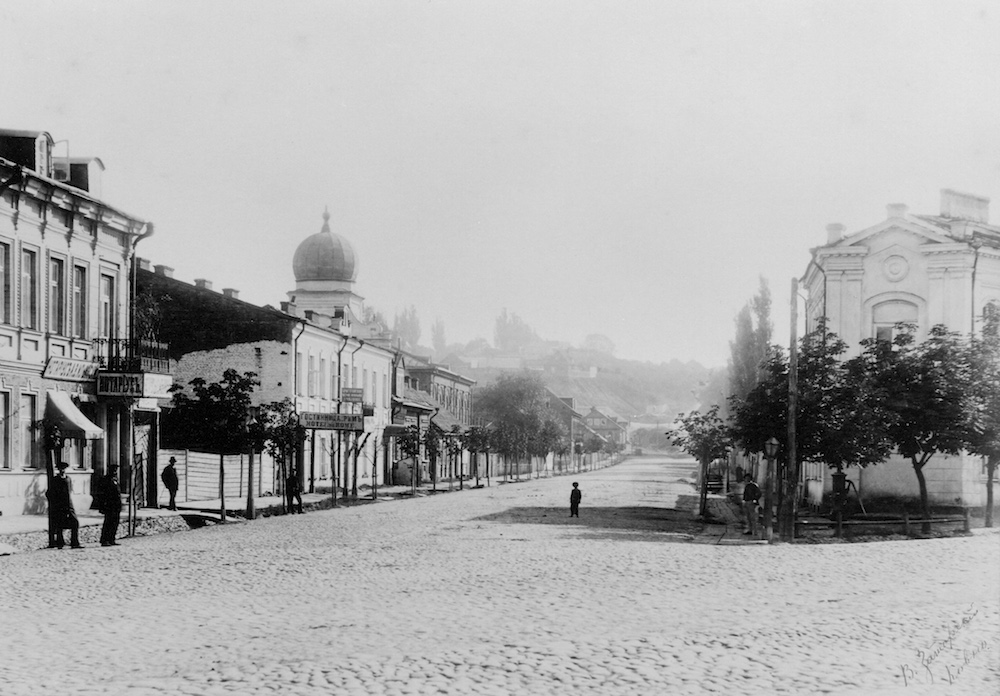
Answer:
(444, 346, 714, 421)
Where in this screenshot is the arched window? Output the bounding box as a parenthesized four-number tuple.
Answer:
(872, 300, 918, 343)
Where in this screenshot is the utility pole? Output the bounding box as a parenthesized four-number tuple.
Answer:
(781, 277, 800, 541)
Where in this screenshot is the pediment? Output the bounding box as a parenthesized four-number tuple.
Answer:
(834, 218, 954, 249)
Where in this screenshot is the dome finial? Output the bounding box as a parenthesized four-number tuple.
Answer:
(321, 207, 331, 233)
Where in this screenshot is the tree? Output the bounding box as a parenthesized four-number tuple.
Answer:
(964, 305, 1000, 527)
(362, 306, 390, 333)
(493, 309, 538, 352)
(672, 405, 732, 518)
(163, 369, 259, 453)
(473, 371, 553, 474)
(393, 305, 421, 350)
(255, 398, 306, 512)
(431, 318, 446, 357)
(582, 334, 615, 355)
(728, 277, 772, 402)
(869, 325, 972, 532)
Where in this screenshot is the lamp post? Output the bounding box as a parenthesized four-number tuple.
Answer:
(763, 436, 780, 543)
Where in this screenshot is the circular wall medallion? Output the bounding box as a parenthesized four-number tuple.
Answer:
(883, 255, 909, 282)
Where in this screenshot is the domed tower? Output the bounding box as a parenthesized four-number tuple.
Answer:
(288, 209, 365, 320)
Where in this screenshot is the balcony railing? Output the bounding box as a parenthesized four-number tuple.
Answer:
(94, 338, 170, 374)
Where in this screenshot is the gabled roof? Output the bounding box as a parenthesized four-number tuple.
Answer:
(829, 216, 956, 249)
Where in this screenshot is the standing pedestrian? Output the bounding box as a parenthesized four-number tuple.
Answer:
(99, 464, 122, 546)
(161, 456, 179, 510)
(569, 481, 582, 517)
(47, 462, 82, 549)
(286, 466, 303, 514)
(742, 473, 761, 536)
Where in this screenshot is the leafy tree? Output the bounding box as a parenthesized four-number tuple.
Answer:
(672, 405, 732, 517)
(582, 333, 615, 355)
(493, 309, 539, 352)
(473, 371, 554, 469)
(164, 369, 259, 453)
(869, 325, 972, 532)
(728, 277, 772, 403)
(964, 305, 1000, 527)
(393, 305, 421, 349)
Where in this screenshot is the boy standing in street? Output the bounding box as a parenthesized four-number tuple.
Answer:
(569, 482, 582, 518)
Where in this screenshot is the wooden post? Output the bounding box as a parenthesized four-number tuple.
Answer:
(245, 447, 255, 520)
(964, 507, 971, 533)
(219, 453, 226, 523)
(763, 454, 775, 542)
(902, 510, 910, 536)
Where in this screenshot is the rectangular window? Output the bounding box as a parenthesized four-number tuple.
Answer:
(19, 393, 37, 469)
(49, 257, 65, 334)
(295, 353, 304, 396)
(0, 242, 10, 324)
(99, 274, 115, 338)
(319, 358, 326, 399)
(331, 368, 339, 402)
(72, 266, 87, 338)
(20, 249, 37, 330)
(352, 366, 357, 389)
(308, 356, 318, 397)
(0, 393, 9, 469)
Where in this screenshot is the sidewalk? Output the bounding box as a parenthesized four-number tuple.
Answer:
(0, 477, 507, 554)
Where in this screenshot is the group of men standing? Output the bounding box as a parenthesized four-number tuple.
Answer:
(46, 462, 122, 549)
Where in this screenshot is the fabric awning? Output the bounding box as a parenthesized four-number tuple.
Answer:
(45, 390, 103, 440)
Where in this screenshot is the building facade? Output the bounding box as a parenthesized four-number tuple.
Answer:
(0, 129, 167, 517)
(801, 189, 999, 507)
(139, 211, 397, 498)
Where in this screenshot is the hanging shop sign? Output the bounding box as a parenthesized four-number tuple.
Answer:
(43, 357, 99, 382)
(340, 387, 364, 403)
(97, 372, 174, 399)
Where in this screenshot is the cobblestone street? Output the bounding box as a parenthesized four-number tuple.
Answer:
(2, 457, 997, 695)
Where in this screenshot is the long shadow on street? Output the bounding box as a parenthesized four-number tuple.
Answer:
(472, 501, 707, 543)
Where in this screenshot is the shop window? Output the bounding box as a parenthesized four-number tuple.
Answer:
(19, 393, 37, 469)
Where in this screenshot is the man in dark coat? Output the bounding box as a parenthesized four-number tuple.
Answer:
(99, 464, 122, 546)
(47, 461, 82, 549)
(161, 457, 179, 510)
(286, 466, 303, 514)
(742, 473, 762, 536)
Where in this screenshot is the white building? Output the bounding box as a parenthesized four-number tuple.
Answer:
(801, 189, 999, 508)
(0, 129, 167, 517)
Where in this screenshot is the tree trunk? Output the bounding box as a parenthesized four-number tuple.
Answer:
(698, 455, 709, 518)
(912, 457, 931, 534)
(986, 456, 997, 528)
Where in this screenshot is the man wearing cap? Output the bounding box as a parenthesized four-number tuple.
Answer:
(99, 464, 122, 547)
(161, 457, 179, 510)
(47, 461, 82, 549)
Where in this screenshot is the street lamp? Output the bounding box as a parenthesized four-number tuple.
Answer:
(763, 437, 780, 542)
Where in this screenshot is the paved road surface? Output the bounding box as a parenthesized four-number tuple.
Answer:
(1, 456, 997, 695)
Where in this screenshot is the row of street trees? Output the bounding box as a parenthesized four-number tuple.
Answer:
(163, 369, 306, 516)
(674, 311, 1000, 537)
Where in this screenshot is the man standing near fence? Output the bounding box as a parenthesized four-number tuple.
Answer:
(98, 464, 122, 546)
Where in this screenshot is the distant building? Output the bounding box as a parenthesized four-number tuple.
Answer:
(139, 211, 397, 497)
(801, 189, 999, 508)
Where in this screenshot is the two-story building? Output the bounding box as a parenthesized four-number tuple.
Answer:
(139, 211, 396, 500)
(0, 128, 168, 517)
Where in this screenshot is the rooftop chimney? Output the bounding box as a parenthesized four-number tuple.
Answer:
(887, 203, 908, 218)
(194, 279, 213, 291)
(153, 265, 174, 278)
(137, 257, 151, 272)
(826, 223, 845, 245)
(941, 189, 989, 223)
(222, 288, 239, 299)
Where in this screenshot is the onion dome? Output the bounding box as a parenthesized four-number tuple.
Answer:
(292, 209, 358, 283)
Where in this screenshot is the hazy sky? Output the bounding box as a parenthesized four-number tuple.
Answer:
(2, 1, 997, 367)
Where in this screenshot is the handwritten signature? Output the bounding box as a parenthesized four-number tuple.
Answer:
(900, 605, 997, 686)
